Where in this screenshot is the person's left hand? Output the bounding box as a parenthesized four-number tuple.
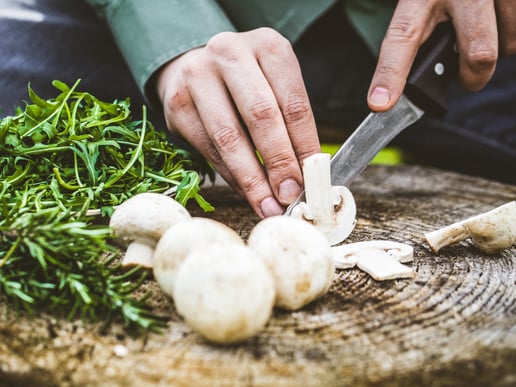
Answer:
(367, 0, 516, 112)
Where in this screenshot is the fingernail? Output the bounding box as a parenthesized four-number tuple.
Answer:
(260, 197, 283, 217)
(278, 178, 302, 204)
(369, 86, 391, 107)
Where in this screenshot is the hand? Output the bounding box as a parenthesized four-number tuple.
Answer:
(155, 28, 320, 218)
(367, 0, 516, 112)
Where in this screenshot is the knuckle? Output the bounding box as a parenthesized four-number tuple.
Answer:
(206, 31, 240, 62)
(264, 153, 296, 173)
(374, 62, 402, 80)
(248, 101, 280, 123)
(164, 88, 190, 113)
(465, 48, 498, 71)
(207, 31, 236, 52)
(211, 125, 244, 154)
(239, 174, 266, 197)
(384, 19, 420, 44)
(296, 149, 319, 164)
(283, 99, 312, 126)
(255, 27, 292, 55)
(181, 58, 205, 79)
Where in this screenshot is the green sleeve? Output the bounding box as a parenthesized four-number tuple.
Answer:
(343, 0, 397, 57)
(85, 0, 236, 100)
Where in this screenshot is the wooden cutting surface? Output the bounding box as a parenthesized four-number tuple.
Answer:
(1, 165, 515, 387)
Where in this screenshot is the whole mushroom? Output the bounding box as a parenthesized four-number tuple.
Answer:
(109, 192, 191, 268)
(290, 153, 356, 246)
(247, 215, 335, 310)
(173, 243, 276, 344)
(153, 217, 245, 298)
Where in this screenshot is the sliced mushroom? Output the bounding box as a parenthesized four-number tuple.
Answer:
(331, 240, 415, 281)
(291, 153, 356, 246)
(173, 243, 276, 344)
(332, 240, 414, 269)
(247, 216, 334, 310)
(425, 200, 516, 254)
(109, 192, 191, 268)
(153, 217, 244, 298)
(356, 251, 415, 281)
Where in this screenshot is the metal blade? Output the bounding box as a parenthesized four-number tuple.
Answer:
(330, 94, 424, 186)
(285, 94, 424, 215)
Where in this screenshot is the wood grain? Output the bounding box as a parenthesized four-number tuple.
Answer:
(1, 165, 515, 387)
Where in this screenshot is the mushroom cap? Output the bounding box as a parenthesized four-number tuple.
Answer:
(173, 243, 276, 344)
(463, 201, 516, 254)
(247, 216, 335, 310)
(109, 192, 190, 245)
(153, 217, 244, 298)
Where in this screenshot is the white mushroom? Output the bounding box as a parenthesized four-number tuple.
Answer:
(425, 200, 516, 254)
(109, 192, 191, 268)
(153, 217, 244, 298)
(331, 240, 415, 281)
(247, 216, 334, 310)
(290, 153, 356, 246)
(173, 243, 276, 344)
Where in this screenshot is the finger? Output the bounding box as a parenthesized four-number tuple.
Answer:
(495, 0, 516, 56)
(185, 64, 284, 218)
(210, 29, 307, 206)
(253, 28, 321, 167)
(164, 92, 242, 196)
(449, 0, 498, 91)
(368, 0, 437, 112)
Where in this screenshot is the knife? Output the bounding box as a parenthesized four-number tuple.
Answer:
(285, 22, 457, 215)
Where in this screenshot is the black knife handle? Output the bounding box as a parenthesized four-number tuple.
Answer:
(405, 22, 458, 116)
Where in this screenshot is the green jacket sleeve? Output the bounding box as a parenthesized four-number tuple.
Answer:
(85, 0, 236, 101)
(343, 0, 397, 56)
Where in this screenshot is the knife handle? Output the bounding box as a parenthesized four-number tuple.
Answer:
(405, 22, 458, 116)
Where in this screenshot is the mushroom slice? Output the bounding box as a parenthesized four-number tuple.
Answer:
(356, 250, 415, 281)
(331, 240, 415, 280)
(425, 200, 516, 254)
(109, 192, 191, 268)
(332, 240, 414, 268)
(291, 153, 356, 246)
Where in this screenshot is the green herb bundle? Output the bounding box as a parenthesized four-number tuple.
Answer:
(0, 80, 214, 331)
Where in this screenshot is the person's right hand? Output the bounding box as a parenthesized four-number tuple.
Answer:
(367, 0, 516, 113)
(155, 28, 321, 218)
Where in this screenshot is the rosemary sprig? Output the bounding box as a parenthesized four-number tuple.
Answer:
(0, 80, 215, 331)
(0, 188, 167, 331)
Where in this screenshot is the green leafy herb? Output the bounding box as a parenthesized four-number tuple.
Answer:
(0, 80, 215, 331)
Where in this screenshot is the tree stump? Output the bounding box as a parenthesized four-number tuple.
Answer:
(1, 165, 515, 387)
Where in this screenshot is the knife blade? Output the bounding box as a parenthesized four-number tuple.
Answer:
(285, 22, 457, 215)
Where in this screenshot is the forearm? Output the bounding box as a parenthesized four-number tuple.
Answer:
(85, 0, 236, 102)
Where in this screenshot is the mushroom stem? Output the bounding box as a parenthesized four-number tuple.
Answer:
(123, 240, 155, 268)
(424, 222, 471, 254)
(303, 153, 334, 225)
